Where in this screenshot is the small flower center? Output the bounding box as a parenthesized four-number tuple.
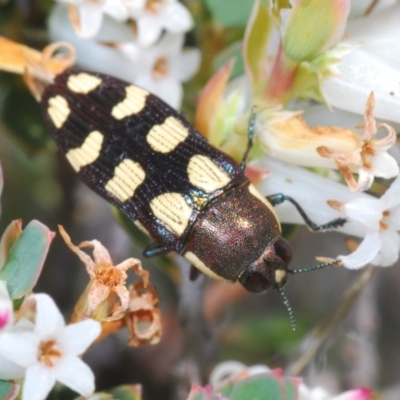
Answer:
(146, 0, 164, 13)
(380, 210, 390, 230)
(96, 266, 123, 287)
(38, 340, 62, 367)
(153, 57, 169, 80)
(361, 141, 376, 169)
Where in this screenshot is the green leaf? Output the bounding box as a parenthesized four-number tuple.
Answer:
(283, 0, 350, 62)
(0, 220, 54, 298)
(218, 374, 288, 400)
(283, 378, 299, 400)
(109, 384, 143, 400)
(243, 0, 275, 96)
(0, 379, 19, 400)
(213, 42, 244, 80)
(205, 0, 256, 27)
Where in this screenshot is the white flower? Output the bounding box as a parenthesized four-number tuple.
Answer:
(257, 93, 398, 192)
(316, 93, 398, 191)
(320, 2, 400, 124)
(255, 158, 367, 238)
(335, 175, 400, 269)
(256, 158, 400, 269)
(57, 0, 129, 38)
(0, 294, 101, 400)
(119, 33, 200, 108)
(127, 0, 193, 47)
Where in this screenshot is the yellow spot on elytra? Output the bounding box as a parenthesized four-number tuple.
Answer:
(111, 85, 149, 120)
(67, 73, 102, 94)
(150, 192, 192, 236)
(147, 116, 189, 153)
(187, 155, 231, 193)
(105, 159, 146, 202)
(48, 95, 70, 128)
(184, 251, 227, 281)
(66, 130, 104, 172)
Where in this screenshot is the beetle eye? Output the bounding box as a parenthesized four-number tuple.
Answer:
(239, 269, 271, 293)
(274, 237, 293, 265)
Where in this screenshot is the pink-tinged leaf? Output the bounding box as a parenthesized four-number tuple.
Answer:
(0, 220, 55, 299)
(0, 220, 23, 270)
(218, 372, 299, 400)
(186, 384, 223, 400)
(338, 387, 374, 400)
(195, 59, 235, 139)
(109, 384, 143, 400)
(0, 379, 20, 400)
(283, 0, 350, 62)
(245, 165, 271, 184)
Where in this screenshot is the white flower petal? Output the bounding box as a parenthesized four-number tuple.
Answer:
(0, 354, 26, 379)
(75, 3, 105, 38)
(387, 206, 400, 230)
(356, 168, 374, 192)
(34, 294, 65, 340)
(170, 48, 201, 81)
(60, 319, 101, 356)
(343, 197, 383, 227)
(370, 151, 399, 178)
(0, 332, 39, 367)
(55, 355, 95, 397)
(373, 229, 400, 267)
(136, 16, 163, 47)
(162, 2, 194, 33)
(136, 74, 182, 108)
(339, 230, 381, 269)
(104, 0, 129, 21)
(255, 158, 368, 237)
(322, 47, 400, 124)
(22, 363, 56, 400)
(380, 175, 400, 210)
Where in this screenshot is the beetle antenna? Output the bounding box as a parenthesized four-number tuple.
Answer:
(277, 286, 296, 331)
(289, 259, 341, 275)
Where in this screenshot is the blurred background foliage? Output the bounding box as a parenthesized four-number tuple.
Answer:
(0, 1, 399, 399)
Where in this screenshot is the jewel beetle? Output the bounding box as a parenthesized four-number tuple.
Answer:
(40, 68, 346, 327)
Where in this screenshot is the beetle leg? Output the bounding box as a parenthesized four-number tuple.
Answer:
(266, 193, 347, 232)
(143, 242, 171, 257)
(189, 265, 202, 281)
(240, 106, 257, 170)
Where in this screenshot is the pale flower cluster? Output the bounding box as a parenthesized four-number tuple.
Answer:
(253, 2, 400, 270)
(51, 0, 199, 108)
(0, 282, 100, 400)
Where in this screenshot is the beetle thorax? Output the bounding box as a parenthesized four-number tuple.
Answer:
(183, 183, 281, 282)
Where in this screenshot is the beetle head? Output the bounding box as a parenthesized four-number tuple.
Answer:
(238, 236, 293, 293)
